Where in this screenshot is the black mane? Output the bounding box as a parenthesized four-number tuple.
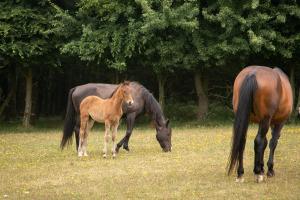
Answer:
(140, 85, 165, 127)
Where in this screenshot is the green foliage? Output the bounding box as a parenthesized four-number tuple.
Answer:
(55, 0, 143, 71)
(0, 1, 58, 66)
(200, 0, 300, 64)
(137, 0, 199, 72)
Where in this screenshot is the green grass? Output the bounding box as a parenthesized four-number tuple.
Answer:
(0, 124, 300, 199)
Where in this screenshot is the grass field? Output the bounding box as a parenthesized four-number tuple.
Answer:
(0, 123, 300, 199)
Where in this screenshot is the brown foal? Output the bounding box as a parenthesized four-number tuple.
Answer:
(78, 81, 134, 158)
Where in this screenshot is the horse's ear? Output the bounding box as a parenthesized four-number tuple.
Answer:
(165, 119, 170, 127)
(123, 81, 130, 85)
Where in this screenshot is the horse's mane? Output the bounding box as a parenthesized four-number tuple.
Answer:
(139, 83, 165, 126)
(109, 81, 131, 98)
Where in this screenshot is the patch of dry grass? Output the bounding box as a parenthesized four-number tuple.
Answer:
(0, 125, 300, 199)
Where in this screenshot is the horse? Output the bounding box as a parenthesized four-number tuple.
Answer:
(60, 81, 172, 153)
(228, 66, 293, 183)
(77, 81, 134, 158)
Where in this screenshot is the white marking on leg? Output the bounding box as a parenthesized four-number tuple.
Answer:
(78, 138, 83, 157)
(235, 177, 244, 183)
(256, 174, 264, 183)
(111, 124, 118, 158)
(103, 123, 110, 158)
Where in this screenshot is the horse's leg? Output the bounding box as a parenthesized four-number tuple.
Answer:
(82, 119, 94, 157)
(103, 121, 110, 158)
(75, 120, 80, 152)
(78, 115, 88, 157)
(267, 123, 283, 177)
(254, 118, 270, 183)
(116, 113, 136, 152)
(111, 122, 119, 158)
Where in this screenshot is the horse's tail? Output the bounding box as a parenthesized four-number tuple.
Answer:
(228, 74, 258, 175)
(61, 87, 76, 150)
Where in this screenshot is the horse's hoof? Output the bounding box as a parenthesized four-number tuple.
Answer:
(112, 154, 116, 159)
(83, 153, 88, 157)
(123, 145, 130, 151)
(78, 152, 83, 157)
(103, 154, 107, 158)
(267, 170, 275, 177)
(235, 177, 244, 183)
(255, 174, 264, 183)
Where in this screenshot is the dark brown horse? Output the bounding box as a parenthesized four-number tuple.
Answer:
(228, 66, 293, 183)
(61, 82, 172, 153)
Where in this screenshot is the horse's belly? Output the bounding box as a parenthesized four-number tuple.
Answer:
(89, 111, 105, 123)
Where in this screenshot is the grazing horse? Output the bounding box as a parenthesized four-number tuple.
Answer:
(77, 81, 134, 158)
(61, 82, 172, 153)
(228, 66, 293, 183)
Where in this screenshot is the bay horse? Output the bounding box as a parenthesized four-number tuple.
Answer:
(77, 81, 134, 158)
(228, 66, 293, 183)
(61, 82, 172, 153)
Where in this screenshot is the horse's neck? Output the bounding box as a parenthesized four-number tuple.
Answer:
(144, 92, 165, 127)
(110, 89, 124, 109)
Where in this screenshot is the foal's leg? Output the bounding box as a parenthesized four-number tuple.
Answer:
(254, 118, 270, 182)
(78, 115, 88, 157)
(82, 119, 94, 157)
(103, 122, 110, 158)
(111, 122, 119, 158)
(116, 112, 136, 152)
(267, 123, 283, 177)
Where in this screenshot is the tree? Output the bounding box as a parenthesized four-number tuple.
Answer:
(54, 0, 144, 75)
(0, 1, 59, 127)
(137, 0, 199, 110)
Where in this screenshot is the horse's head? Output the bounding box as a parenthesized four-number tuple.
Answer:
(156, 119, 172, 152)
(120, 81, 134, 106)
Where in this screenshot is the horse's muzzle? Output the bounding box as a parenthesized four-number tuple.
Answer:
(163, 146, 172, 152)
(127, 100, 134, 106)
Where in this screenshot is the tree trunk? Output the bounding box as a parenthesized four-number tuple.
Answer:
(0, 83, 16, 117)
(0, 66, 17, 118)
(194, 70, 208, 120)
(23, 68, 33, 128)
(157, 73, 166, 111)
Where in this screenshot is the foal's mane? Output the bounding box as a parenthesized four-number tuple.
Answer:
(110, 81, 130, 98)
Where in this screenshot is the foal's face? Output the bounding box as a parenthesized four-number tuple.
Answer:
(122, 86, 134, 106)
(156, 119, 172, 152)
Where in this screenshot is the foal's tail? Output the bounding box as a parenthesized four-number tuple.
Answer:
(61, 87, 76, 150)
(228, 74, 258, 175)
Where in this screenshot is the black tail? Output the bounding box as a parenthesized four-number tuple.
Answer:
(228, 74, 258, 175)
(61, 87, 76, 149)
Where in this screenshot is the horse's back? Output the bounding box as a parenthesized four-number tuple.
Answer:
(234, 66, 293, 124)
(71, 82, 144, 114)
